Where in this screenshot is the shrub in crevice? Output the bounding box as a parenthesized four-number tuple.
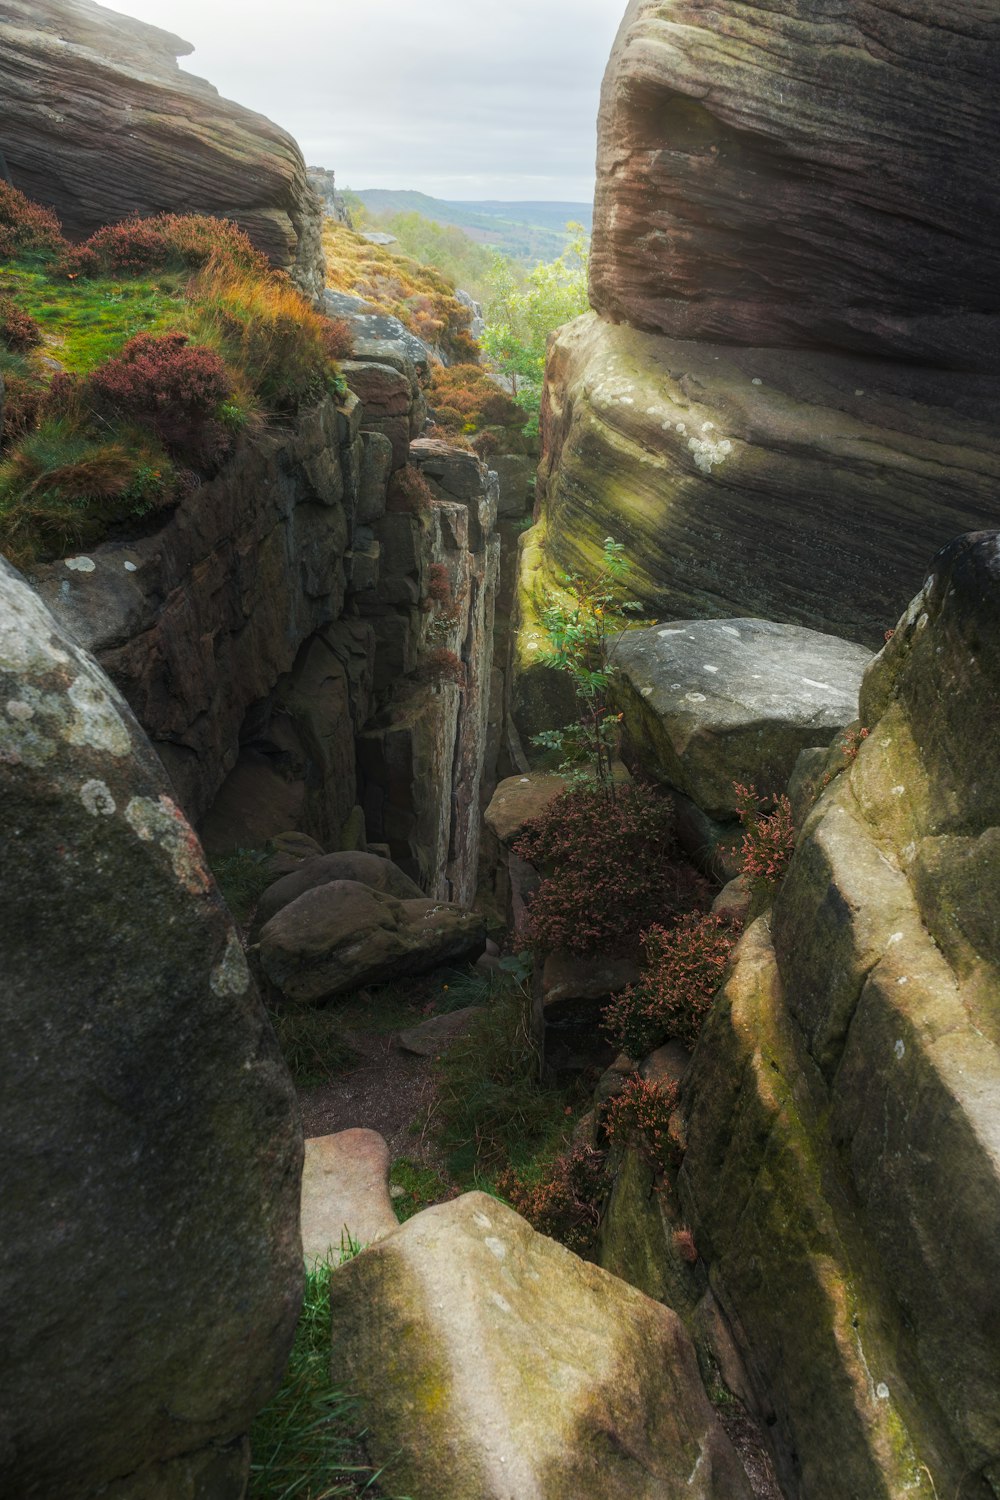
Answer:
(604, 1073, 681, 1173)
(603, 912, 735, 1058)
(496, 1142, 610, 1256)
(512, 782, 709, 955)
(732, 781, 795, 893)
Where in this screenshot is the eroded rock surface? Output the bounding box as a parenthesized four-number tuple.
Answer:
(0, 559, 302, 1498)
(614, 617, 870, 819)
(0, 0, 325, 294)
(679, 533, 1000, 1499)
(329, 1191, 753, 1500)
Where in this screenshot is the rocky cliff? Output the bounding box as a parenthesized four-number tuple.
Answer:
(522, 0, 1000, 680)
(0, 0, 325, 294)
(34, 323, 500, 905)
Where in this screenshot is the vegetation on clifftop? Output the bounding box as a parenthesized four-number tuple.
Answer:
(0, 183, 351, 571)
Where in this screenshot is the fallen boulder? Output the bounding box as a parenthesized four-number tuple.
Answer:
(259, 880, 485, 1002)
(300, 1131, 398, 1265)
(613, 618, 870, 820)
(329, 1191, 752, 1500)
(256, 849, 423, 928)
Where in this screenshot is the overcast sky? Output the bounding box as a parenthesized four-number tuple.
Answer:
(110, 0, 624, 203)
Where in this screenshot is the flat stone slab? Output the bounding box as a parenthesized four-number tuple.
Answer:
(301, 1131, 399, 1265)
(614, 618, 871, 819)
(397, 1006, 485, 1058)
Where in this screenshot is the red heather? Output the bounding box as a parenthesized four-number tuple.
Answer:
(496, 1143, 609, 1255)
(604, 1074, 681, 1172)
(733, 781, 795, 892)
(603, 912, 734, 1057)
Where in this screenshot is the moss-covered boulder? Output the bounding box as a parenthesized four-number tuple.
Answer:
(679, 533, 1000, 1499)
(328, 1191, 753, 1500)
(0, 559, 302, 1498)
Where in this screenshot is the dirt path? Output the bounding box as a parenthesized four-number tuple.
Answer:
(297, 1025, 443, 1165)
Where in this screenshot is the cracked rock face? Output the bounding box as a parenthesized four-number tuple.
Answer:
(0, 0, 325, 295)
(0, 558, 303, 1498)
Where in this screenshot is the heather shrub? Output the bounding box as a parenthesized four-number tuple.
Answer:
(416, 647, 465, 688)
(512, 782, 708, 955)
(387, 462, 434, 515)
(496, 1142, 610, 1255)
(86, 331, 234, 467)
(603, 913, 735, 1058)
(0, 352, 46, 449)
(733, 781, 795, 893)
(604, 1074, 681, 1173)
(0, 182, 65, 259)
(428, 362, 527, 449)
(0, 296, 42, 352)
(425, 561, 452, 603)
(60, 212, 270, 280)
(189, 261, 345, 415)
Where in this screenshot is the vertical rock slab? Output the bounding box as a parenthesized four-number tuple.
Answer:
(679, 533, 1000, 1500)
(0, 559, 303, 1498)
(0, 0, 325, 295)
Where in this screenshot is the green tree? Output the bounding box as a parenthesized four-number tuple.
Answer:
(482, 224, 590, 434)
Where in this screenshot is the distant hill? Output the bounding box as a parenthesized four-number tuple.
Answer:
(353, 190, 593, 263)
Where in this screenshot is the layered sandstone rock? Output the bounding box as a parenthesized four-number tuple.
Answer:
(525, 0, 1000, 686)
(678, 533, 1000, 1499)
(592, 0, 1000, 370)
(0, 0, 325, 294)
(0, 559, 302, 1498)
(329, 1191, 753, 1500)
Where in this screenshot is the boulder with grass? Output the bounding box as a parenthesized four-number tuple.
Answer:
(259, 879, 486, 1002)
(0, 558, 302, 1499)
(329, 1191, 752, 1500)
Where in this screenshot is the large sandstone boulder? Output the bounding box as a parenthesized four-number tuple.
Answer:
(592, 0, 1000, 369)
(0, 560, 302, 1499)
(678, 533, 1000, 1500)
(613, 617, 871, 819)
(259, 879, 486, 1002)
(531, 315, 1000, 651)
(1, 0, 325, 294)
(329, 1191, 753, 1500)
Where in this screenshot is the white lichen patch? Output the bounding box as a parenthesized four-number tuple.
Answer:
(5, 699, 34, 721)
(703, 665, 719, 674)
(123, 561, 137, 573)
(688, 431, 733, 475)
(490, 1292, 513, 1315)
(80, 779, 116, 817)
(64, 556, 96, 573)
(484, 1237, 507, 1262)
(125, 794, 213, 896)
(686, 692, 708, 703)
(65, 676, 131, 757)
(210, 930, 251, 999)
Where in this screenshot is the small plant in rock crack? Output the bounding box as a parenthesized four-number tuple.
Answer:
(604, 1073, 682, 1174)
(496, 1142, 610, 1256)
(603, 912, 735, 1057)
(530, 536, 644, 792)
(732, 781, 795, 894)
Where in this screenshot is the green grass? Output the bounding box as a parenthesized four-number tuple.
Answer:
(249, 1264, 406, 1500)
(0, 261, 183, 373)
(389, 1158, 453, 1223)
(267, 1004, 361, 1088)
(209, 845, 275, 927)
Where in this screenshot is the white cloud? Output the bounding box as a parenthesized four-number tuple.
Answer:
(107, 0, 624, 201)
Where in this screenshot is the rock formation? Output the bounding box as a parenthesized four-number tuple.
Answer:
(675, 533, 1000, 1499)
(34, 330, 501, 904)
(0, 0, 325, 294)
(521, 0, 1000, 684)
(329, 1190, 754, 1500)
(0, 558, 302, 1499)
